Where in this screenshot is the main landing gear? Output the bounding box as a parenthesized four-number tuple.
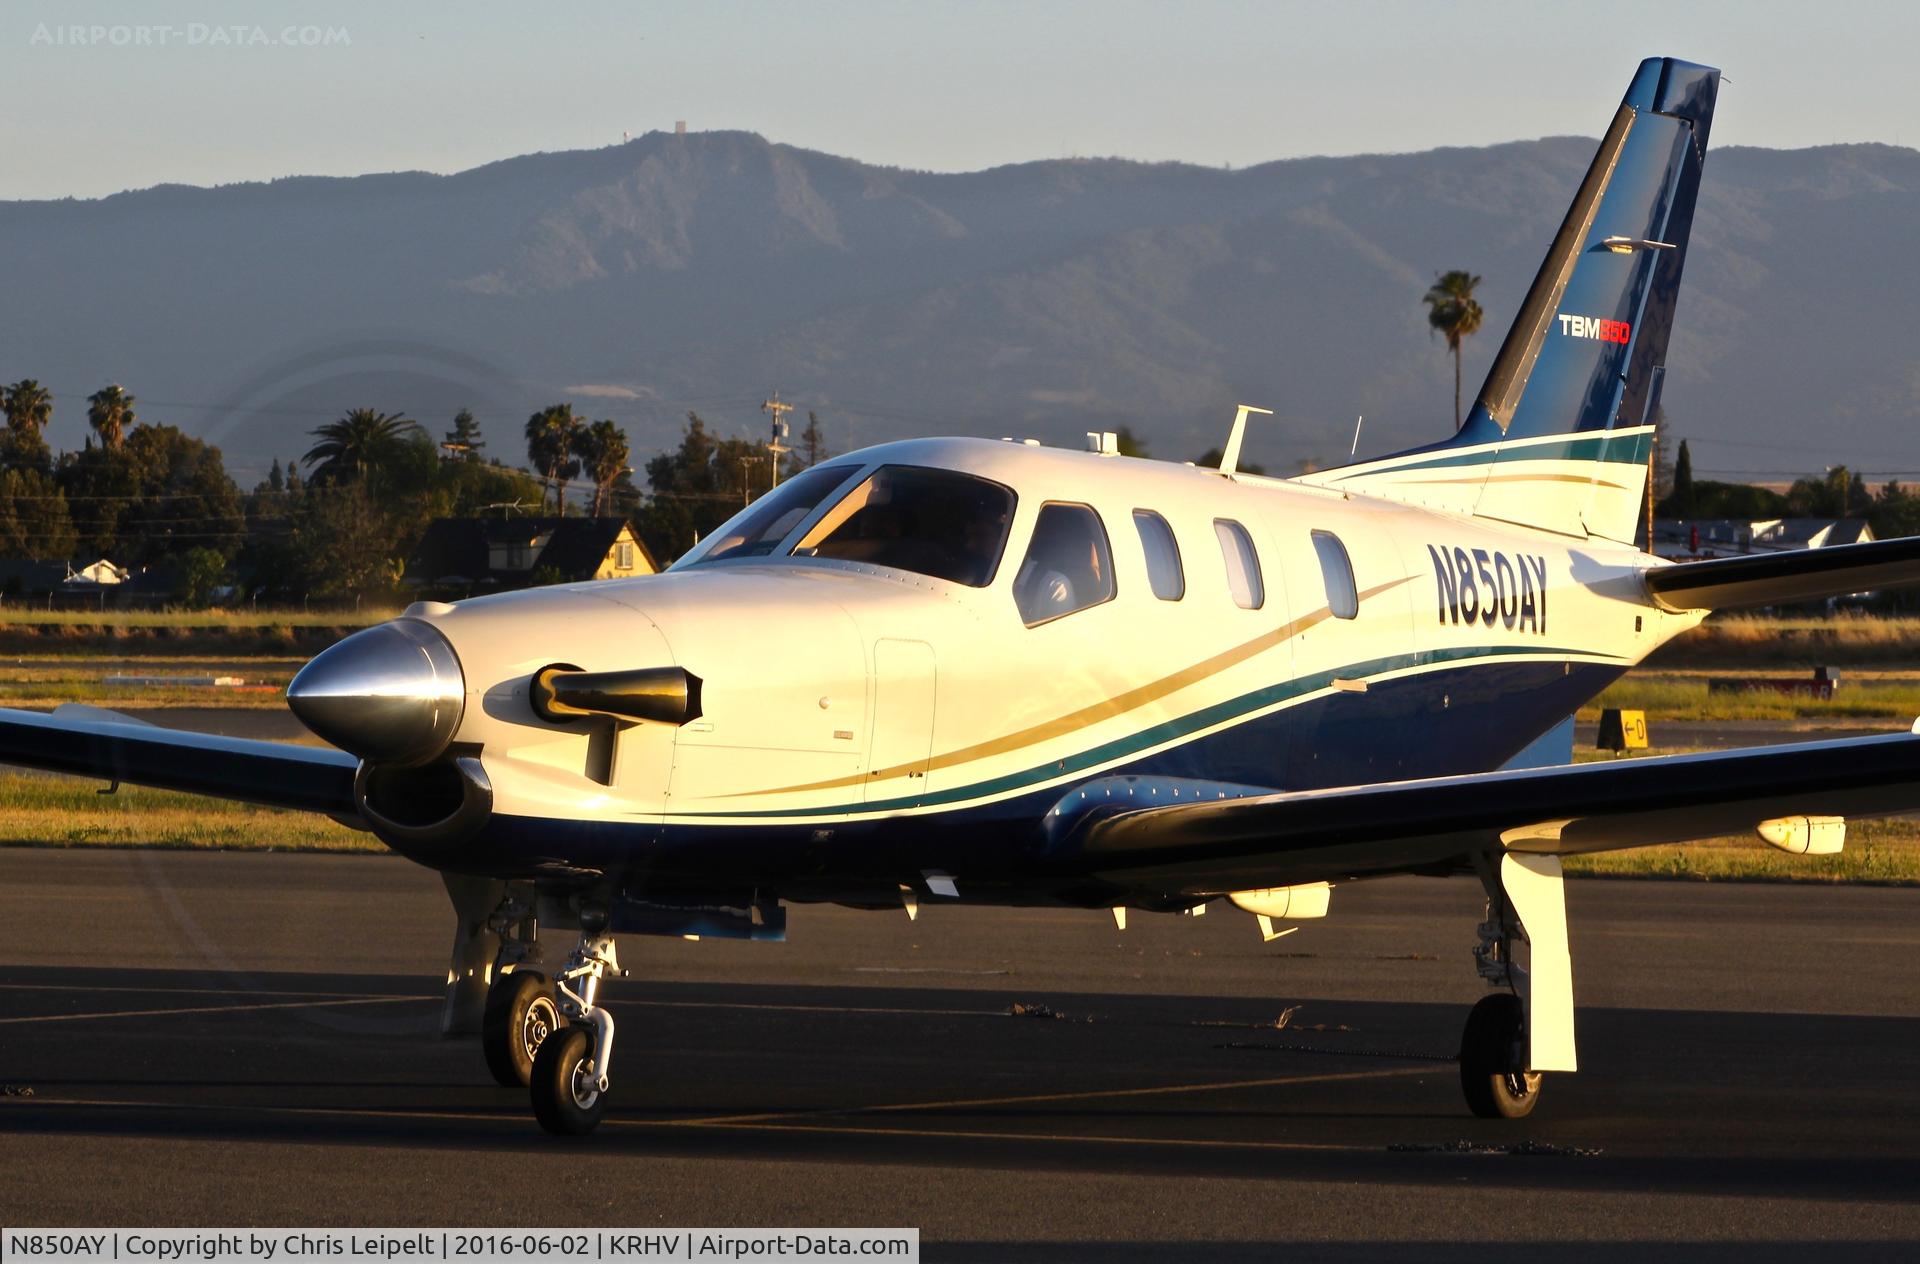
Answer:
(1458, 852, 1574, 1119)
(1459, 992, 1540, 1119)
(530, 917, 620, 1136)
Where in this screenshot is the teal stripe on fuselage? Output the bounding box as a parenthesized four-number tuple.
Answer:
(675, 643, 1624, 821)
(1327, 429, 1652, 482)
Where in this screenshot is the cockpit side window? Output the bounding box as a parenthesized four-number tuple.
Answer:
(792, 465, 1016, 587)
(684, 463, 861, 564)
(1015, 503, 1116, 626)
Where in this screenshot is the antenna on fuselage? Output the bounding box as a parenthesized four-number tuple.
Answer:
(1218, 404, 1273, 476)
(1349, 414, 1365, 459)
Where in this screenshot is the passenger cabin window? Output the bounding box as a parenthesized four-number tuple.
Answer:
(791, 465, 1015, 587)
(1213, 520, 1264, 610)
(1016, 503, 1115, 626)
(1311, 530, 1358, 619)
(1132, 510, 1184, 601)
(692, 463, 860, 563)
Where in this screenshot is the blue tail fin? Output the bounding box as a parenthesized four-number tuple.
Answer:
(1304, 57, 1720, 542)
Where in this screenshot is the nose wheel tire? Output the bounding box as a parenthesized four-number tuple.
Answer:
(1459, 992, 1542, 1119)
(483, 971, 564, 1088)
(531, 1027, 607, 1135)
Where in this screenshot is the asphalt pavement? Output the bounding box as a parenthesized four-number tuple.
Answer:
(3, 850, 1919, 1259)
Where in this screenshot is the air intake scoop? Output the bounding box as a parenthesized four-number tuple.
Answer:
(530, 665, 703, 727)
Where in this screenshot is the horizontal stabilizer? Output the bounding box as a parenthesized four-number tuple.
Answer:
(0, 706, 360, 815)
(1644, 535, 1920, 611)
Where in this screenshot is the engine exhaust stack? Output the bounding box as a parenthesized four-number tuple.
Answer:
(530, 665, 703, 727)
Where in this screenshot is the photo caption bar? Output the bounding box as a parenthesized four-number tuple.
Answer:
(0, 1231, 918, 1264)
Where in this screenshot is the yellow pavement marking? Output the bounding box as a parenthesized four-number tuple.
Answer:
(6, 1096, 531, 1126)
(635, 998, 1006, 1018)
(0, 982, 403, 998)
(649, 1064, 1436, 1128)
(13, 1066, 1435, 1150)
(665, 1119, 1378, 1153)
(0, 994, 432, 1025)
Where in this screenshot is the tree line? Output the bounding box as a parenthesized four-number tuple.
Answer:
(1659, 438, 1920, 540)
(0, 377, 830, 604)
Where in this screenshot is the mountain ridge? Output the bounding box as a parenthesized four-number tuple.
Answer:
(3, 131, 1916, 482)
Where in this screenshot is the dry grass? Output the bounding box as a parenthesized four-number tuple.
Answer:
(0, 606, 396, 628)
(0, 620, 370, 657)
(1654, 614, 1920, 667)
(1576, 676, 1920, 724)
(1563, 818, 1920, 884)
(0, 660, 301, 710)
(0, 772, 377, 851)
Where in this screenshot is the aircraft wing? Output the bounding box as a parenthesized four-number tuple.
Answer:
(0, 705, 360, 816)
(1068, 730, 1920, 893)
(1646, 535, 1920, 611)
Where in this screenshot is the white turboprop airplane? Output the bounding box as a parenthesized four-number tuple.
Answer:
(6, 56, 1920, 1136)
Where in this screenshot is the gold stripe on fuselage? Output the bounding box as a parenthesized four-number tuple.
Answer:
(725, 575, 1415, 799)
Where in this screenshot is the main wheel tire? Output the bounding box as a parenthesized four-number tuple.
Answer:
(483, 971, 564, 1088)
(530, 1027, 607, 1136)
(1459, 993, 1543, 1119)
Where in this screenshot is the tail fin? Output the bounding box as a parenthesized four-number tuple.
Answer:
(1303, 57, 1719, 543)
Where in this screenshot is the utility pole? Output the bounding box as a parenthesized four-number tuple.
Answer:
(762, 391, 793, 489)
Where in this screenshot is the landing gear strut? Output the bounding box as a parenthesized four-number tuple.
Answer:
(1459, 852, 1574, 1119)
(530, 916, 619, 1135)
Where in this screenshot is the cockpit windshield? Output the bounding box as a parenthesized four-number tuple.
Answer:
(793, 465, 1016, 587)
(691, 463, 861, 563)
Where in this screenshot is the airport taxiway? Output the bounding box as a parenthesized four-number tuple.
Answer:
(2, 849, 1919, 1260)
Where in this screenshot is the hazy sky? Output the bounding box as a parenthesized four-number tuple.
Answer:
(5, 0, 1917, 201)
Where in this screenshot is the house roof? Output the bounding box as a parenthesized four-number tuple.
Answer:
(404, 516, 655, 587)
(1653, 517, 1874, 558)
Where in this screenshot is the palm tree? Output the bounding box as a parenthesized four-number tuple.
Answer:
(1423, 271, 1485, 432)
(1, 379, 54, 472)
(303, 408, 422, 486)
(86, 384, 135, 450)
(3, 379, 52, 436)
(525, 404, 584, 513)
(578, 420, 630, 517)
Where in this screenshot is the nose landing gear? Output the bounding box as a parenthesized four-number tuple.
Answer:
(530, 928, 619, 1135)
(483, 970, 565, 1087)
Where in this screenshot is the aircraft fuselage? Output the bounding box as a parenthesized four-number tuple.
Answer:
(368, 436, 1701, 907)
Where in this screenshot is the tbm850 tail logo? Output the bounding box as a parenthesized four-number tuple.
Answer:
(1556, 313, 1631, 344)
(1427, 546, 1550, 633)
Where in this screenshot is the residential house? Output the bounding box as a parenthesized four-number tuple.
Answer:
(404, 517, 658, 594)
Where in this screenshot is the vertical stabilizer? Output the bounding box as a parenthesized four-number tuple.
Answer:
(1301, 57, 1719, 543)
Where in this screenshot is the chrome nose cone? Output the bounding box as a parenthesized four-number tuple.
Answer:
(287, 619, 465, 765)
